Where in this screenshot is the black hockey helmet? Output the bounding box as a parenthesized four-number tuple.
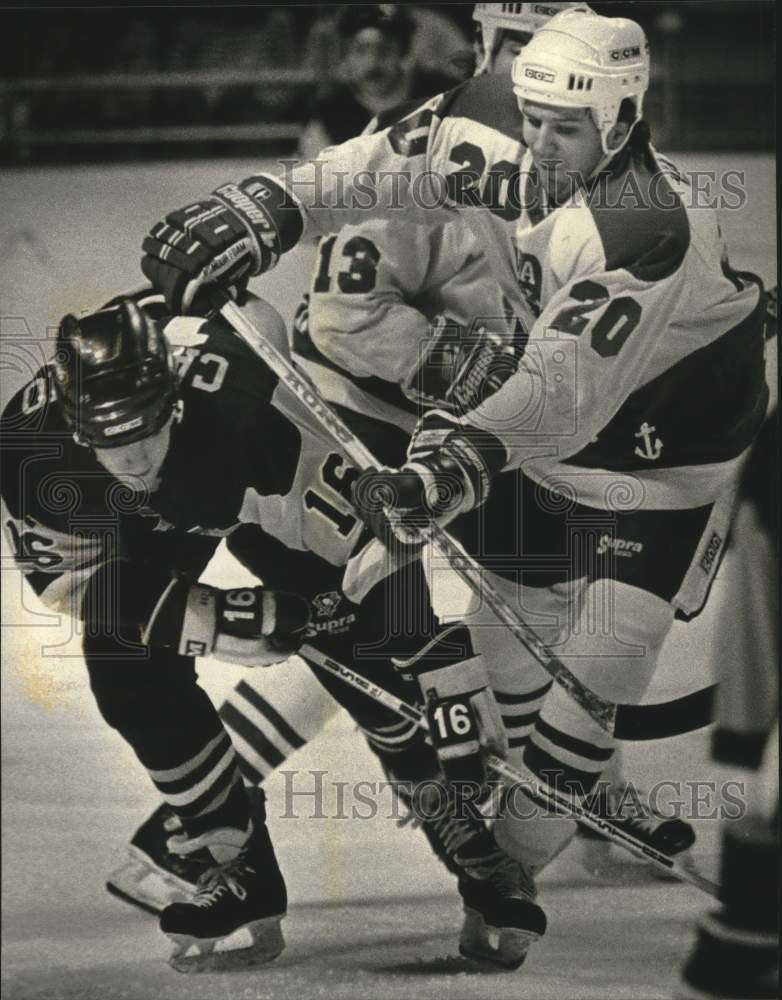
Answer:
(53, 298, 178, 448)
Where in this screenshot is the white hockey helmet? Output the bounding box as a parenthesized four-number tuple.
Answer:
(472, 3, 591, 75)
(512, 8, 650, 153)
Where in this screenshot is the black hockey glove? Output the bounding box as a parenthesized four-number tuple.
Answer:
(141, 178, 302, 314)
(352, 410, 506, 548)
(402, 314, 519, 415)
(144, 580, 311, 667)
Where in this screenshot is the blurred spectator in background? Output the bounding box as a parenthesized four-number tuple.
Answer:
(299, 4, 460, 160)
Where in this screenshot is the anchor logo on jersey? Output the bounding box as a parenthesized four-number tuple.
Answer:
(634, 421, 663, 461)
(313, 591, 342, 619)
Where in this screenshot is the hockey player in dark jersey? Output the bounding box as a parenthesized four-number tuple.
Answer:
(0, 292, 313, 971)
(2, 290, 547, 971)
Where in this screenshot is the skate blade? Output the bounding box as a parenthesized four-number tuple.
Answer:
(167, 915, 285, 973)
(459, 909, 539, 971)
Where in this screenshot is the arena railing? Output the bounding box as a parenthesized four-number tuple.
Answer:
(0, 68, 773, 162)
(0, 68, 317, 160)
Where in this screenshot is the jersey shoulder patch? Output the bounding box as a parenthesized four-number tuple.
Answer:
(1, 364, 62, 438)
(588, 143, 690, 282)
(435, 73, 524, 145)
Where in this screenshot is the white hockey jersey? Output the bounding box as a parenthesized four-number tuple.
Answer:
(296, 218, 509, 434)
(252, 72, 768, 512)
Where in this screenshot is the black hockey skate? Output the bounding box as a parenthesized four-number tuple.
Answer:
(378, 748, 546, 970)
(418, 795, 546, 970)
(456, 846, 547, 970)
(106, 805, 211, 915)
(578, 781, 696, 877)
(160, 820, 287, 973)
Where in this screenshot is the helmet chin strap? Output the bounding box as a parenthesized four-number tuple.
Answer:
(589, 111, 638, 178)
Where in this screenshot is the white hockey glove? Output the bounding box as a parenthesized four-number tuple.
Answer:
(401, 314, 519, 416)
(144, 580, 311, 667)
(395, 625, 508, 788)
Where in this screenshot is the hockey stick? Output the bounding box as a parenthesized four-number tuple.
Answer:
(219, 296, 715, 740)
(300, 642, 720, 899)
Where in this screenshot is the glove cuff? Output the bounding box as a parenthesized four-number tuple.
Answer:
(410, 410, 507, 512)
(211, 184, 278, 276)
(212, 176, 304, 276)
(178, 583, 218, 656)
(142, 579, 217, 657)
(444, 426, 506, 510)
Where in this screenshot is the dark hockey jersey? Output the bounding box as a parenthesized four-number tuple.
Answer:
(0, 292, 301, 622)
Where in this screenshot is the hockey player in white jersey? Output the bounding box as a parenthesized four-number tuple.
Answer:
(293, 0, 695, 881)
(139, 7, 768, 962)
(473, 1, 586, 75)
(352, 9, 767, 890)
